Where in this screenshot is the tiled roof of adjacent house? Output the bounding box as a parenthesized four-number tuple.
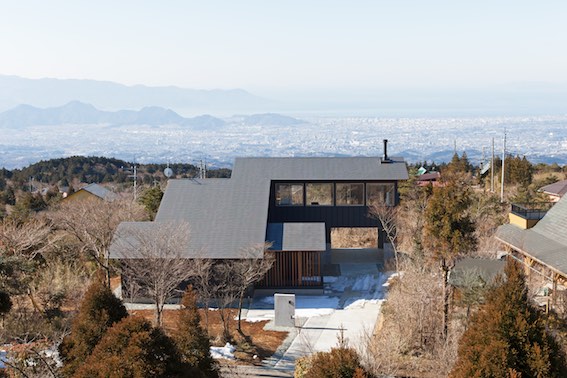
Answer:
(72, 183, 116, 200)
(540, 179, 567, 197)
(496, 196, 567, 276)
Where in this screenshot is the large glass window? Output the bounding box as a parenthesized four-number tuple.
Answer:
(306, 183, 333, 206)
(366, 183, 395, 206)
(275, 183, 304, 206)
(336, 183, 364, 205)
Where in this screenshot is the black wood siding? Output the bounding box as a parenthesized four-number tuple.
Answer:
(267, 180, 399, 248)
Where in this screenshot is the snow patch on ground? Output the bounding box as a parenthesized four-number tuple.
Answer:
(0, 350, 6, 369)
(323, 276, 339, 283)
(210, 343, 236, 360)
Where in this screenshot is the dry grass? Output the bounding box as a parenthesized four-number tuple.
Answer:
(363, 261, 463, 377)
(330, 227, 378, 249)
(129, 308, 288, 365)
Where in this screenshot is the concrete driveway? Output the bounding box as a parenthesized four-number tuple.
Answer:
(243, 263, 394, 374)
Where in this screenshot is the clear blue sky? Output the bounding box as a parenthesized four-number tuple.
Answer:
(1, 1, 566, 99)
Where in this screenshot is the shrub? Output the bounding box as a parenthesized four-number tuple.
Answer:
(174, 287, 218, 377)
(74, 316, 189, 378)
(59, 277, 128, 376)
(297, 346, 370, 378)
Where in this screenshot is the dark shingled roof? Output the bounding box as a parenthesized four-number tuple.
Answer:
(496, 195, 567, 276)
(111, 156, 408, 259)
(266, 223, 326, 251)
(232, 156, 409, 181)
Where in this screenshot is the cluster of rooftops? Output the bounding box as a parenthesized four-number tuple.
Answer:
(104, 153, 567, 289)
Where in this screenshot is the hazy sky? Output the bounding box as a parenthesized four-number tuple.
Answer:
(1, 1, 567, 98)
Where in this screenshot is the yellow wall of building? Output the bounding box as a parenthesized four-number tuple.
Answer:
(508, 213, 540, 229)
(65, 190, 100, 203)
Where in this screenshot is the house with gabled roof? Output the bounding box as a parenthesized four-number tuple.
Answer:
(496, 195, 567, 302)
(65, 183, 116, 202)
(539, 179, 567, 202)
(110, 142, 408, 289)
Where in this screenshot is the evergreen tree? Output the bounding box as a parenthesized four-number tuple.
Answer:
(138, 185, 164, 220)
(0, 290, 12, 319)
(4, 187, 15, 206)
(59, 276, 128, 377)
(423, 179, 476, 338)
(74, 316, 189, 378)
(451, 261, 566, 377)
(174, 287, 218, 378)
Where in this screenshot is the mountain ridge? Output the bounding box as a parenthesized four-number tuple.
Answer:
(0, 74, 271, 114)
(0, 101, 307, 129)
(0, 101, 225, 128)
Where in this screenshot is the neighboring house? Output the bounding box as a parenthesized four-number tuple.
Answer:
(65, 183, 116, 202)
(449, 257, 506, 288)
(495, 195, 567, 300)
(110, 148, 408, 289)
(416, 171, 441, 187)
(539, 179, 567, 202)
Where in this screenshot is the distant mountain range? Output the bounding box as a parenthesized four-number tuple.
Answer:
(232, 113, 305, 126)
(0, 75, 272, 114)
(0, 101, 306, 129)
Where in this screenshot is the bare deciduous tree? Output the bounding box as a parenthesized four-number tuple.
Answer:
(206, 244, 275, 341)
(115, 221, 194, 327)
(191, 258, 214, 332)
(370, 204, 400, 272)
(0, 218, 54, 259)
(211, 261, 241, 342)
(51, 197, 145, 287)
(0, 217, 58, 311)
(233, 244, 274, 333)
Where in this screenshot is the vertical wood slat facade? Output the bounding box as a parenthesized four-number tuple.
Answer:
(259, 251, 322, 288)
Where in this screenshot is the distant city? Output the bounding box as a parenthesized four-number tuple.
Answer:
(1, 75, 566, 170)
(1, 107, 566, 170)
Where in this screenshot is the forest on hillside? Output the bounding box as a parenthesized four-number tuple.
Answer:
(0, 156, 231, 219)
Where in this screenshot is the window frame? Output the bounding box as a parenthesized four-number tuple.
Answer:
(275, 183, 305, 206)
(366, 182, 396, 207)
(306, 182, 334, 206)
(335, 182, 365, 206)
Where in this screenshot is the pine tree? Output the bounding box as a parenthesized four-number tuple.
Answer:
(451, 260, 566, 377)
(423, 179, 476, 338)
(59, 276, 128, 377)
(74, 316, 189, 378)
(138, 185, 164, 220)
(174, 287, 218, 378)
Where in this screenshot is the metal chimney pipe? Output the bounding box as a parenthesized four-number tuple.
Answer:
(383, 139, 388, 161)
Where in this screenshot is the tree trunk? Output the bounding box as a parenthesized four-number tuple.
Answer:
(237, 291, 245, 333)
(28, 289, 43, 313)
(218, 308, 231, 342)
(203, 300, 210, 335)
(105, 253, 111, 288)
(441, 259, 449, 340)
(155, 297, 164, 327)
(393, 245, 400, 273)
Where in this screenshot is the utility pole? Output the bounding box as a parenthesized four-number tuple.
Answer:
(127, 164, 138, 202)
(500, 130, 506, 203)
(491, 137, 495, 193)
